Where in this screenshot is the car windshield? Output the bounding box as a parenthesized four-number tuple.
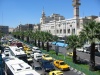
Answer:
(35, 66, 42, 70)
(57, 72, 63, 75)
(28, 50, 32, 52)
(45, 55, 50, 57)
(5, 50, 9, 52)
(60, 62, 65, 65)
(45, 62, 51, 65)
(38, 52, 42, 53)
(36, 56, 42, 57)
(57, 40, 64, 43)
(36, 49, 40, 50)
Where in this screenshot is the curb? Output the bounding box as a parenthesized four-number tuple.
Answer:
(70, 67, 86, 75)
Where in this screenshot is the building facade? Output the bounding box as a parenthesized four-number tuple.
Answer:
(9, 28, 14, 33)
(40, 10, 65, 24)
(0, 26, 9, 34)
(14, 24, 34, 32)
(14, 23, 40, 32)
(40, 0, 100, 38)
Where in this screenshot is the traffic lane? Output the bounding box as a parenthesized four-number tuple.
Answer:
(52, 45, 100, 65)
(77, 51, 100, 64)
(51, 45, 72, 55)
(31, 58, 78, 75)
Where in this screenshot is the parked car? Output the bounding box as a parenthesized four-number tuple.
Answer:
(39, 59, 55, 72)
(67, 52, 73, 57)
(42, 54, 53, 62)
(53, 60, 70, 71)
(32, 63, 44, 75)
(52, 40, 68, 47)
(49, 70, 63, 75)
(76, 48, 84, 52)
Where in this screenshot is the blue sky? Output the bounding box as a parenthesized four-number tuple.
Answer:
(0, 0, 100, 28)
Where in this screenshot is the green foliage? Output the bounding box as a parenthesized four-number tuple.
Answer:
(66, 35, 83, 50)
(53, 35, 59, 41)
(79, 20, 100, 43)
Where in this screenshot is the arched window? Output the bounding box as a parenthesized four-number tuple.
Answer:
(72, 28, 75, 34)
(68, 29, 70, 33)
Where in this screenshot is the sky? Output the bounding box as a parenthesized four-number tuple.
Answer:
(0, 0, 100, 28)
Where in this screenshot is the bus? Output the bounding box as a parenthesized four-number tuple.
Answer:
(8, 46, 27, 62)
(52, 40, 68, 47)
(3, 56, 40, 75)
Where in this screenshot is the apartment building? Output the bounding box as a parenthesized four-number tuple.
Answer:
(0, 26, 9, 34)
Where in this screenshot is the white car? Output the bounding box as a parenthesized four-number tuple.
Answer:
(76, 48, 84, 52)
(31, 50, 43, 58)
(4, 50, 10, 56)
(32, 47, 41, 52)
(34, 53, 42, 61)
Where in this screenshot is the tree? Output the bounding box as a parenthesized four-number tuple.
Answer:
(45, 32, 53, 52)
(53, 35, 59, 55)
(66, 35, 82, 63)
(79, 20, 100, 71)
(20, 31, 25, 41)
(39, 31, 46, 49)
(24, 30, 32, 43)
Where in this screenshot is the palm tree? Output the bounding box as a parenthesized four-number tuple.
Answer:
(66, 35, 82, 63)
(79, 20, 100, 71)
(39, 31, 46, 49)
(53, 35, 59, 55)
(32, 32, 37, 46)
(20, 31, 25, 41)
(35, 31, 41, 48)
(44, 32, 53, 52)
(14, 31, 20, 39)
(24, 30, 32, 43)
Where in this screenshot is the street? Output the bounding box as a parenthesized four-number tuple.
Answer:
(51, 45, 100, 65)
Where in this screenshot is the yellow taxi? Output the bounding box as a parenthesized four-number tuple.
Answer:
(25, 49, 33, 54)
(67, 52, 73, 56)
(49, 70, 63, 75)
(23, 46, 30, 50)
(42, 54, 53, 61)
(53, 60, 70, 71)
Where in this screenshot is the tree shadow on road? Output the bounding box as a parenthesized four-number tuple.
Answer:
(95, 64, 100, 71)
(76, 56, 89, 65)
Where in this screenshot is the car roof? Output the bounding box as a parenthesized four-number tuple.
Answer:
(32, 47, 39, 49)
(51, 70, 63, 74)
(33, 64, 41, 67)
(56, 60, 64, 62)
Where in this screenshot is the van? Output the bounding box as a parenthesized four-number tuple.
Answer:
(34, 53, 42, 61)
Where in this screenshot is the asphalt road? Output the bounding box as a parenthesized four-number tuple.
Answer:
(31, 58, 78, 75)
(51, 45, 100, 65)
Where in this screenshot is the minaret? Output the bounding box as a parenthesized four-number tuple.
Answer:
(72, 0, 81, 19)
(41, 8, 46, 24)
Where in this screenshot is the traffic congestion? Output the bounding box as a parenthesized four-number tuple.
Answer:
(0, 35, 78, 75)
